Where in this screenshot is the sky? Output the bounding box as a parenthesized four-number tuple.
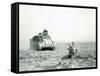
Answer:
(19, 5, 96, 50)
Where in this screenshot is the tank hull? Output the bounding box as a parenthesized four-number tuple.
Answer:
(30, 39, 55, 51)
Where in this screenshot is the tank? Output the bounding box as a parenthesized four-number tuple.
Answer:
(30, 29, 55, 51)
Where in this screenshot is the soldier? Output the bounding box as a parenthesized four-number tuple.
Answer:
(43, 29, 48, 35)
(67, 42, 75, 59)
(38, 33, 43, 42)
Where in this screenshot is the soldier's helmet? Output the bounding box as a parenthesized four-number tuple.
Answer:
(38, 33, 42, 36)
(43, 29, 48, 35)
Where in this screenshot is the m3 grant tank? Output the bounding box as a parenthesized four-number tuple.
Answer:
(30, 29, 55, 51)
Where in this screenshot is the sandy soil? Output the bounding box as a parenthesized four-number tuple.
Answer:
(19, 42, 96, 71)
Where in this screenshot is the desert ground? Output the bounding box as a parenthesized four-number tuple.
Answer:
(19, 42, 96, 71)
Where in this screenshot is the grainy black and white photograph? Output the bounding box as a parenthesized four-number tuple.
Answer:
(19, 4, 96, 72)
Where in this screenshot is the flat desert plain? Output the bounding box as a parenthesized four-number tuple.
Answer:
(19, 42, 96, 71)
